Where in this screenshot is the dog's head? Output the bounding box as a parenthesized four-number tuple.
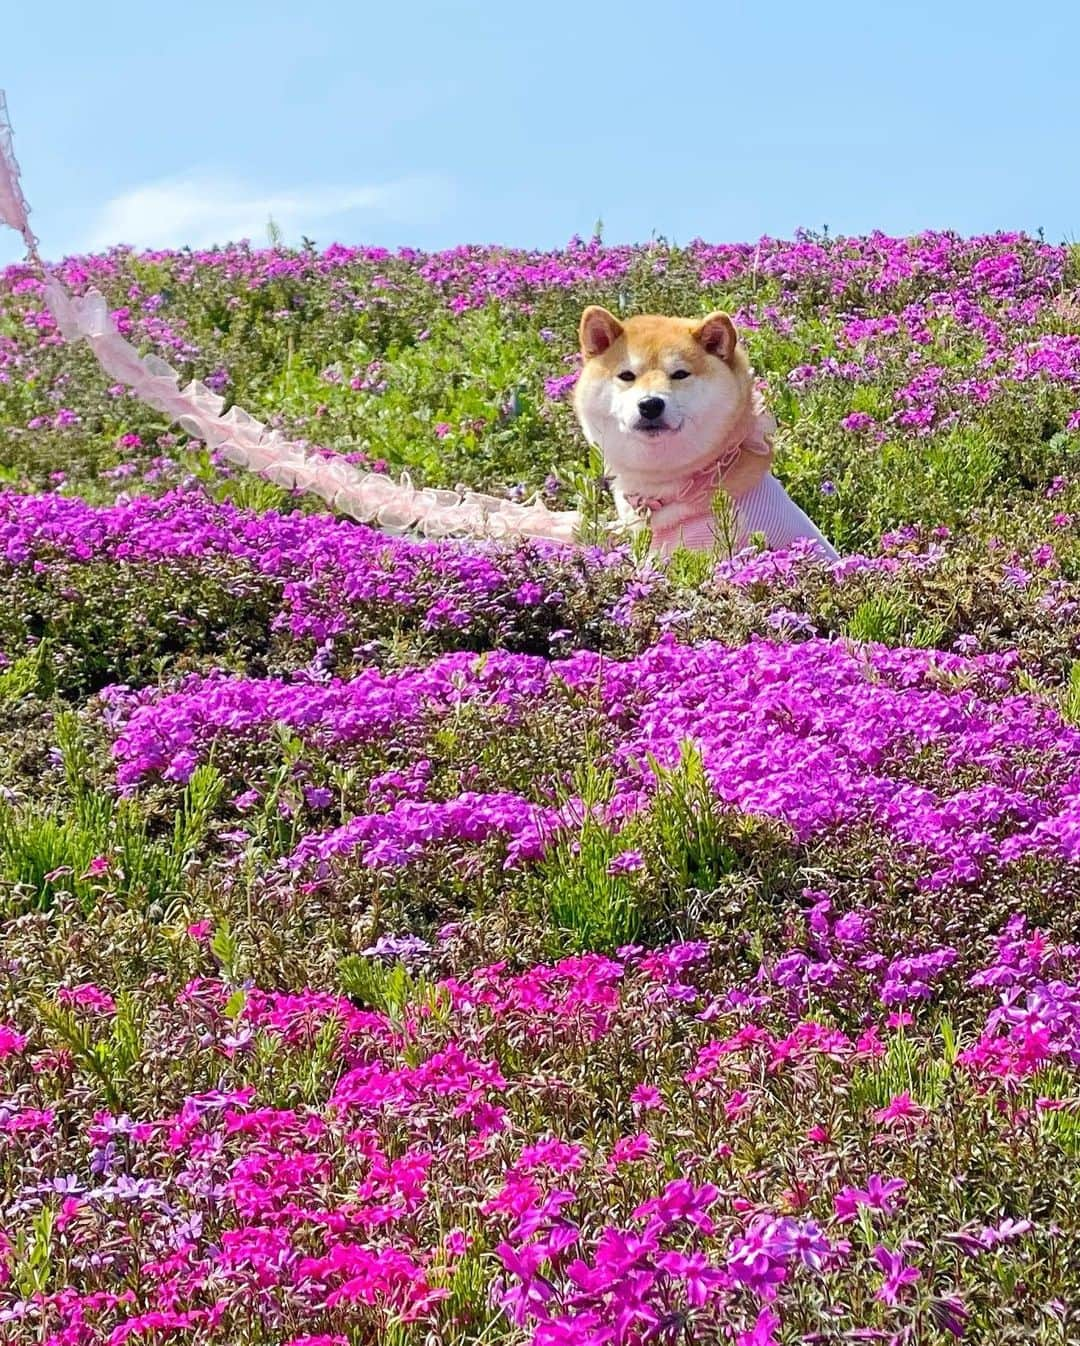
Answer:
(572, 307, 757, 481)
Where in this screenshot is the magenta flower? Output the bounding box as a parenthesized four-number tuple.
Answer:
(607, 1132, 653, 1169)
(607, 849, 644, 876)
(633, 1179, 720, 1236)
(834, 1174, 907, 1222)
(737, 1307, 782, 1346)
(872, 1092, 928, 1125)
(654, 1249, 727, 1306)
(840, 411, 876, 432)
(0, 1025, 27, 1057)
(980, 1216, 1033, 1246)
(629, 1083, 664, 1113)
(872, 1244, 921, 1304)
(57, 984, 117, 1016)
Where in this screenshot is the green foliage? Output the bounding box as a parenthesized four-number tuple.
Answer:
(534, 745, 789, 953)
(337, 954, 447, 1024)
(849, 1025, 953, 1112)
(558, 442, 613, 545)
(1060, 661, 1080, 727)
(538, 801, 646, 954)
(0, 553, 280, 697)
(38, 992, 145, 1111)
(842, 595, 949, 648)
(0, 712, 223, 913)
(0, 641, 55, 701)
(9, 1204, 55, 1298)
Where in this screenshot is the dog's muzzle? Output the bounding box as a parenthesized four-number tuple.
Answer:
(634, 395, 676, 435)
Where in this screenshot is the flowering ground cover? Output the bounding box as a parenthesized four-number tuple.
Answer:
(1, 233, 1080, 1344)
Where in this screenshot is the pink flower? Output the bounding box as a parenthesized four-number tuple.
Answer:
(634, 1180, 720, 1236)
(654, 1249, 727, 1307)
(854, 1025, 886, 1057)
(834, 1175, 907, 1222)
(186, 920, 213, 942)
(607, 1132, 653, 1169)
(931, 1294, 970, 1338)
(443, 1228, 473, 1257)
(55, 1196, 81, 1231)
(738, 1308, 781, 1346)
(872, 1092, 928, 1126)
(517, 1136, 586, 1175)
(0, 1025, 27, 1058)
(607, 849, 644, 876)
(725, 1089, 751, 1120)
(840, 411, 876, 432)
(872, 1244, 920, 1304)
(630, 1083, 665, 1112)
(3, 1107, 55, 1134)
(57, 984, 117, 1016)
(980, 1217, 1033, 1246)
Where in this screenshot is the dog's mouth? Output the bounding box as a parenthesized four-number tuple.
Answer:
(633, 419, 681, 437)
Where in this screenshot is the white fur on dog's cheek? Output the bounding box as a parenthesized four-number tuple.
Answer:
(675, 371, 742, 427)
(614, 386, 644, 434)
(574, 380, 615, 449)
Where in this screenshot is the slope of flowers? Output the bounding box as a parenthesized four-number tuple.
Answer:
(2, 231, 1080, 551)
(102, 637, 1080, 893)
(1, 912, 1077, 1344)
(2, 229, 1080, 1345)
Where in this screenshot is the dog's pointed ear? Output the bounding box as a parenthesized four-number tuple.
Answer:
(692, 311, 737, 362)
(580, 306, 624, 359)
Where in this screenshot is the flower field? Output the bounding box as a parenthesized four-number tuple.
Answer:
(1, 231, 1080, 1344)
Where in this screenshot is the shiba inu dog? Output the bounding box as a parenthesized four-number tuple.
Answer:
(572, 306, 838, 559)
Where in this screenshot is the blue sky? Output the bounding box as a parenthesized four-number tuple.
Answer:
(3, 0, 1078, 264)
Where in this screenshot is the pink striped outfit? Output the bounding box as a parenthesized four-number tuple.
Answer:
(616, 399, 839, 561)
(638, 471, 838, 559)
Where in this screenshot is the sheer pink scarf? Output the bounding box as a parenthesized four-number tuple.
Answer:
(0, 92, 578, 542)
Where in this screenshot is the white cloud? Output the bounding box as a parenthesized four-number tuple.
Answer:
(84, 170, 452, 251)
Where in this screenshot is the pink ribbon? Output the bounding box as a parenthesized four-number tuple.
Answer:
(0, 91, 580, 543)
(0, 92, 40, 263)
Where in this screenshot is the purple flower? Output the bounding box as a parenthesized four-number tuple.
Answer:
(607, 849, 644, 876)
(872, 1244, 921, 1304)
(840, 412, 875, 432)
(361, 933, 432, 964)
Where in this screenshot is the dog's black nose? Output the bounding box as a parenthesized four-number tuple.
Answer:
(638, 396, 666, 421)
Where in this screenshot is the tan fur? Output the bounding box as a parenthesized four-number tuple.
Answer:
(572, 309, 773, 523)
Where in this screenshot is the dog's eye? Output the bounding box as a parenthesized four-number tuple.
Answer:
(617, 370, 636, 383)
(671, 370, 691, 380)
